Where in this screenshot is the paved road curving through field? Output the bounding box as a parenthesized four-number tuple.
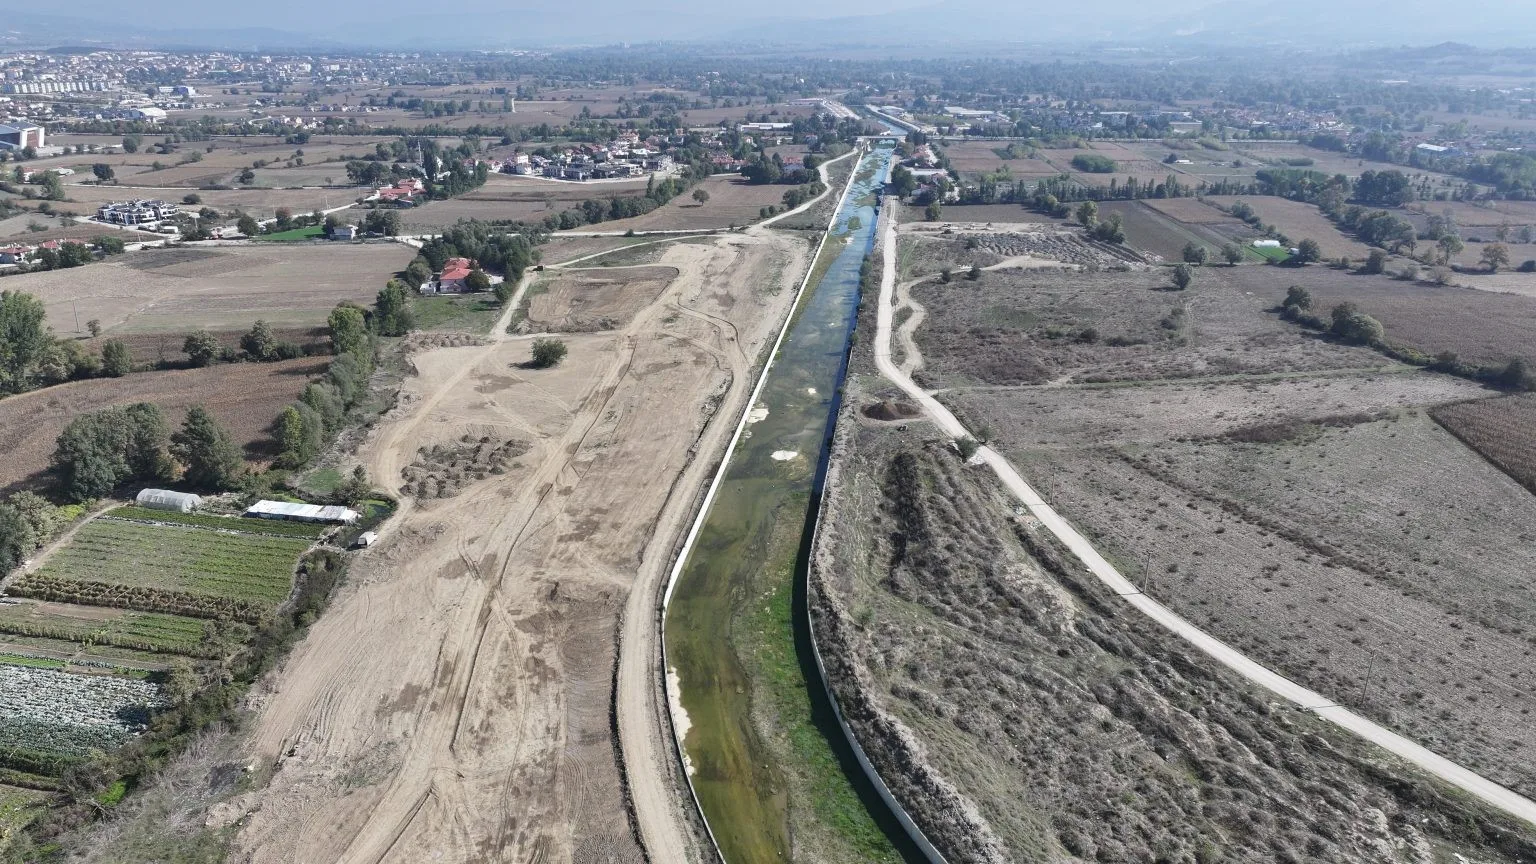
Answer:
(870, 200, 1536, 829)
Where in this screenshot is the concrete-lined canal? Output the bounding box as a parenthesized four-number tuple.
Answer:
(663, 143, 919, 863)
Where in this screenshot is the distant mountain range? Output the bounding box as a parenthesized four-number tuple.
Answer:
(0, 1, 1530, 52)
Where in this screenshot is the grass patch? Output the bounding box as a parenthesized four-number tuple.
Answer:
(1251, 244, 1293, 263)
(301, 467, 343, 495)
(254, 225, 324, 242)
(412, 294, 503, 335)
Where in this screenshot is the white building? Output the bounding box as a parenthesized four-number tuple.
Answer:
(244, 500, 360, 524)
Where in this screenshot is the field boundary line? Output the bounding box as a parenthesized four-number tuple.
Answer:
(654, 142, 868, 864)
(869, 197, 1536, 830)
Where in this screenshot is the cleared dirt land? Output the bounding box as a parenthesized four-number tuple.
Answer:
(402, 174, 650, 231)
(525, 266, 677, 331)
(807, 219, 1536, 861)
(225, 230, 809, 863)
(7, 244, 412, 337)
(0, 358, 324, 492)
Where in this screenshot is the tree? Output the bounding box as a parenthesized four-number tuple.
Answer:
(338, 465, 371, 505)
(494, 280, 516, 306)
(465, 270, 492, 294)
(0, 290, 52, 394)
(328, 303, 370, 356)
(924, 200, 942, 222)
(1498, 358, 1533, 391)
(238, 168, 255, 184)
(172, 405, 242, 489)
(237, 214, 259, 237)
(100, 339, 132, 377)
(86, 319, 102, 338)
(273, 208, 294, 232)
(1437, 234, 1464, 265)
(1294, 239, 1322, 264)
(182, 193, 201, 205)
(1362, 249, 1388, 275)
(51, 403, 172, 501)
(1481, 243, 1511, 273)
(240, 320, 277, 360)
(91, 163, 114, 183)
(121, 135, 139, 154)
(1181, 242, 1209, 265)
(1075, 200, 1098, 228)
(182, 331, 219, 367)
(692, 188, 710, 204)
(1282, 285, 1313, 315)
(1221, 243, 1243, 265)
(940, 266, 953, 283)
(1171, 263, 1194, 291)
(1330, 303, 1384, 345)
(375, 280, 414, 336)
(1092, 214, 1125, 244)
(889, 164, 916, 197)
(530, 338, 568, 368)
(94, 235, 124, 255)
(955, 436, 980, 460)
(967, 263, 982, 281)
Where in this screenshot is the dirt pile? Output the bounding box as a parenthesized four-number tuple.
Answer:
(400, 435, 530, 499)
(861, 399, 921, 422)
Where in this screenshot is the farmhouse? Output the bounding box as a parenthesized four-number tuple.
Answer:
(244, 500, 359, 524)
(329, 224, 357, 240)
(135, 488, 202, 513)
(424, 257, 475, 294)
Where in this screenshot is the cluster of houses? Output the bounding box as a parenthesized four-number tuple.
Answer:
(0, 237, 90, 265)
(95, 199, 180, 226)
(486, 131, 682, 182)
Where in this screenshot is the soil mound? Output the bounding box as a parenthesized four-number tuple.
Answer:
(862, 400, 922, 422)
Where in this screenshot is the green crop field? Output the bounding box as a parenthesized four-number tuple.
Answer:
(256, 225, 325, 242)
(11, 520, 309, 621)
(0, 601, 218, 656)
(106, 506, 328, 539)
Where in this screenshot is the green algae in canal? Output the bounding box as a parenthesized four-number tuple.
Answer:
(664, 146, 919, 864)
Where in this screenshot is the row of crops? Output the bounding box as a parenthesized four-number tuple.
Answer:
(104, 506, 330, 540)
(25, 520, 311, 611)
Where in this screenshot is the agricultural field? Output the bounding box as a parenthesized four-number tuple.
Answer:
(524, 266, 677, 332)
(937, 141, 1065, 178)
(106, 506, 328, 539)
(401, 173, 650, 231)
(0, 598, 221, 657)
(901, 245, 1385, 388)
(1097, 199, 1260, 261)
(0, 213, 158, 246)
(8, 243, 412, 336)
(0, 664, 160, 759)
(1433, 394, 1536, 493)
(13, 519, 312, 622)
(811, 397, 1536, 861)
(1203, 195, 1372, 259)
(573, 174, 791, 232)
(0, 357, 326, 492)
(1256, 266, 1536, 367)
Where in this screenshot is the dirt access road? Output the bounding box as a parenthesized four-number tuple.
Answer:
(872, 200, 1536, 829)
(228, 230, 808, 863)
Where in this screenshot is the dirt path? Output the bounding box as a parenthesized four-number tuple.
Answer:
(871, 198, 1536, 829)
(229, 232, 806, 863)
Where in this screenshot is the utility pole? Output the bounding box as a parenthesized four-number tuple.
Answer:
(72, 300, 79, 334)
(1359, 650, 1378, 705)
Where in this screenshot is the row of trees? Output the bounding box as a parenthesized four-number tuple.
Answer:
(51, 403, 242, 502)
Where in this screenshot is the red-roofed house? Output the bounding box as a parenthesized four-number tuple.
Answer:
(376, 177, 426, 202)
(428, 256, 476, 294)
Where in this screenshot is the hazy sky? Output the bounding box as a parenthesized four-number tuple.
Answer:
(0, 0, 1530, 48)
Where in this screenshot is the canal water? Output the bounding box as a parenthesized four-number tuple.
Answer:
(664, 143, 923, 864)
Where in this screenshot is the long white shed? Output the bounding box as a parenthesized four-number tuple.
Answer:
(243, 500, 360, 524)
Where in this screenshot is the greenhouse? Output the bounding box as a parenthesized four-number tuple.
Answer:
(134, 488, 203, 513)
